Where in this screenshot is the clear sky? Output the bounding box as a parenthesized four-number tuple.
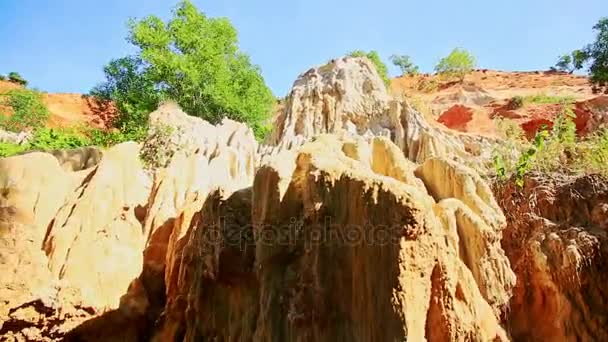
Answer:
(1, 0, 607, 97)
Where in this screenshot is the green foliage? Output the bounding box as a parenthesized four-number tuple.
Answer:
(87, 128, 131, 147)
(513, 127, 549, 187)
(0, 142, 27, 158)
(0, 89, 50, 132)
(390, 54, 419, 76)
(7, 72, 27, 86)
(91, 56, 159, 140)
(0, 75, 5, 81)
(93, 0, 274, 140)
(348, 50, 390, 86)
(588, 17, 608, 85)
(0, 126, 133, 159)
(493, 104, 608, 184)
(434, 48, 476, 82)
(521, 93, 576, 105)
(28, 127, 90, 151)
(555, 50, 588, 73)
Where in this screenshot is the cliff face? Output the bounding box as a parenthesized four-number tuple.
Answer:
(2, 56, 608, 342)
(145, 134, 513, 341)
(494, 175, 608, 341)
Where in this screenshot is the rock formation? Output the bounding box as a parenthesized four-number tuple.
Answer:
(268, 57, 497, 166)
(8, 55, 608, 342)
(0, 144, 150, 340)
(0, 128, 30, 145)
(65, 129, 513, 341)
(495, 174, 608, 341)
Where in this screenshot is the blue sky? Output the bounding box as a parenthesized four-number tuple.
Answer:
(0, 0, 606, 96)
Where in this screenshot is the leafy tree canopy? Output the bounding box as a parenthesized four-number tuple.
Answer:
(554, 18, 608, 86)
(588, 17, 608, 85)
(434, 48, 476, 82)
(92, 0, 274, 140)
(554, 50, 588, 73)
(390, 54, 419, 76)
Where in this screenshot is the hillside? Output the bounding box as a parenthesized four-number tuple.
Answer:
(5, 69, 606, 141)
(0, 80, 116, 129)
(390, 69, 608, 138)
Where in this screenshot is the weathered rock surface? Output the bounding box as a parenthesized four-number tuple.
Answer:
(0, 143, 152, 341)
(0, 153, 82, 323)
(267, 56, 497, 165)
(64, 128, 514, 341)
(0, 129, 30, 145)
(246, 135, 511, 341)
(495, 174, 608, 342)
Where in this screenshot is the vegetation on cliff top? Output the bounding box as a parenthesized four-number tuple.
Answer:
(493, 103, 608, 186)
(554, 17, 608, 89)
(92, 0, 275, 140)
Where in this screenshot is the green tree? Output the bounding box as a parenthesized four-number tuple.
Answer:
(91, 56, 160, 140)
(587, 17, 608, 85)
(92, 0, 274, 140)
(7, 72, 27, 87)
(348, 50, 390, 86)
(434, 48, 476, 82)
(555, 50, 588, 73)
(390, 54, 419, 76)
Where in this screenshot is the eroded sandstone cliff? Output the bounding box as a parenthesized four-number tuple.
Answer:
(495, 174, 608, 341)
(3, 56, 607, 342)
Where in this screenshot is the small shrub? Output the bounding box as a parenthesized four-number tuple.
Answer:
(0, 89, 50, 132)
(28, 127, 90, 151)
(0, 142, 27, 158)
(523, 93, 575, 105)
(348, 50, 390, 87)
(508, 96, 524, 110)
(491, 104, 608, 184)
(7, 72, 27, 87)
(434, 48, 476, 82)
(87, 128, 131, 147)
(0, 75, 5, 81)
(139, 123, 180, 168)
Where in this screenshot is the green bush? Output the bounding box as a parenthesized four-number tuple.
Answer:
(434, 48, 476, 82)
(0, 126, 132, 159)
(0, 142, 27, 158)
(87, 128, 131, 147)
(0, 75, 5, 81)
(7, 72, 27, 87)
(348, 50, 390, 86)
(508, 96, 524, 109)
(0, 89, 50, 132)
(28, 127, 91, 151)
(92, 0, 274, 141)
(493, 104, 608, 184)
(522, 93, 575, 105)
